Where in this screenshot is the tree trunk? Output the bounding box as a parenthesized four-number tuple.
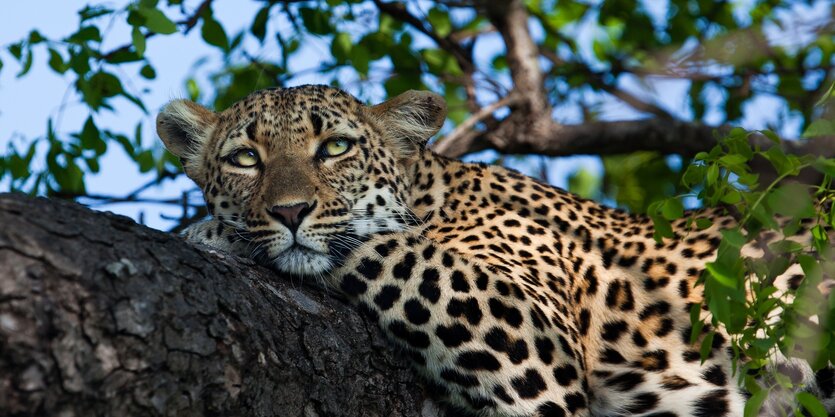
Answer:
(0, 193, 437, 417)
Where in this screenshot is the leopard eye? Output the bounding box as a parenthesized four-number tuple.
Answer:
(228, 148, 260, 168)
(318, 138, 353, 158)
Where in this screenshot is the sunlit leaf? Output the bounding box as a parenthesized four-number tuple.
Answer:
(803, 120, 835, 138)
(743, 389, 767, 417)
(132, 27, 146, 56)
(797, 392, 827, 417)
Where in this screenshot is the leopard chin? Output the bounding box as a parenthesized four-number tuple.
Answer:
(272, 245, 333, 276)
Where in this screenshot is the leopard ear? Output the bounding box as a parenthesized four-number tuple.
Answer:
(369, 90, 447, 155)
(156, 99, 217, 160)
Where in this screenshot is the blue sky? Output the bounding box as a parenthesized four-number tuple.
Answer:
(0, 0, 823, 230)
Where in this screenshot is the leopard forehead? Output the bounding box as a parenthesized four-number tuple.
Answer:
(212, 85, 368, 148)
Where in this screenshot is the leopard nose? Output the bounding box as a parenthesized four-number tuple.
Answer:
(267, 201, 315, 234)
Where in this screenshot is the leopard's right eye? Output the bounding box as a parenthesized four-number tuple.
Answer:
(227, 148, 260, 168)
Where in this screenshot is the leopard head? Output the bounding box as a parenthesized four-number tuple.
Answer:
(156, 85, 446, 275)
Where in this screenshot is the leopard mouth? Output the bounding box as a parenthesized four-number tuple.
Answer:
(272, 244, 332, 276)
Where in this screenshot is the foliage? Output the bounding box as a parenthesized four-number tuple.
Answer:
(648, 112, 835, 415)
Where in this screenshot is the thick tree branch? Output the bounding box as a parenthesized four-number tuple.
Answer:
(482, 0, 548, 115)
(435, 117, 835, 159)
(0, 194, 437, 417)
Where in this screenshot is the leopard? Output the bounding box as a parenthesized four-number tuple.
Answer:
(156, 85, 835, 417)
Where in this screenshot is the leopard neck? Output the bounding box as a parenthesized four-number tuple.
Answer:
(405, 148, 470, 226)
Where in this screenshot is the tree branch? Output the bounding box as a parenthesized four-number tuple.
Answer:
(432, 95, 519, 156)
(482, 0, 548, 115)
(435, 117, 835, 159)
(0, 193, 434, 416)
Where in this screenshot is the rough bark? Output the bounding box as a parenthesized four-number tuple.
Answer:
(0, 193, 436, 417)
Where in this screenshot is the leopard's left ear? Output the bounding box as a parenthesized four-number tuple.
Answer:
(156, 99, 217, 161)
(368, 90, 447, 156)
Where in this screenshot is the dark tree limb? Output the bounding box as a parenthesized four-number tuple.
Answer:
(434, 114, 835, 159)
(0, 193, 437, 417)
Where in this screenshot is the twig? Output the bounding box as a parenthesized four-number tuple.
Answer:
(432, 94, 519, 155)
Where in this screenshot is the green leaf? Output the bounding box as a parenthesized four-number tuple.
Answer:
(797, 392, 827, 417)
(201, 16, 229, 51)
(706, 262, 738, 288)
(104, 49, 142, 64)
(567, 168, 600, 199)
(132, 27, 146, 56)
(139, 7, 178, 34)
(79, 5, 113, 21)
(421, 48, 461, 76)
(721, 229, 746, 249)
(661, 198, 684, 220)
(89, 71, 123, 97)
(428, 8, 452, 37)
(137, 150, 155, 172)
(720, 189, 742, 205)
(53, 159, 85, 194)
(134, 122, 143, 147)
(706, 163, 719, 185)
(66, 26, 101, 44)
(700, 331, 715, 362)
(251, 6, 270, 42)
(695, 218, 713, 230)
(85, 157, 100, 173)
(718, 153, 749, 168)
(299, 7, 331, 35)
(331, 32, 352, 62)
(762, 146, 796, 176)
(815, 80, 835, 107)
(78, 71, 124, 109)
(803, 120, 835, 138)
(813, 158, 835, 177)
(139, 64, 156, 79)
(760, 130, 781, 145)
(8, 42, 23, 59)
(8, 152, 30, 179)
(689, 303, 704, 344)
(16, 48, 33, 78)
(47, 48, 67, 74)
(186, 78, 200, 101)
(28, 30, 45, 44)
(68, 49, 91, 75)
(80, 116, 103, 151)
(743, 389, 767, 417)
(349, 43, 370, 75)
(767, 183, 815, 218)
